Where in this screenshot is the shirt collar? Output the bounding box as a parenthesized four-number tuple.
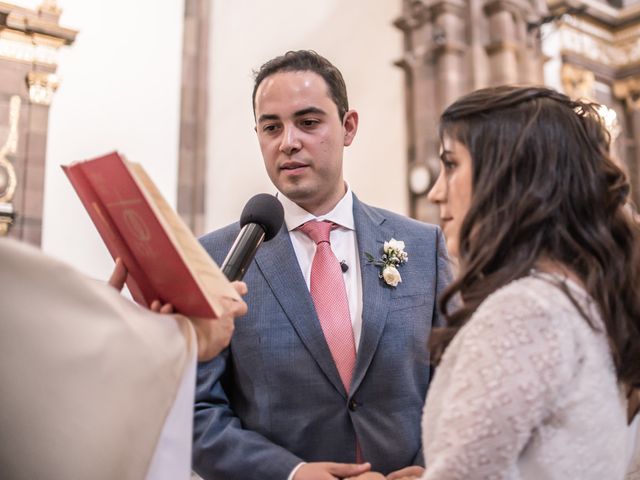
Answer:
(279, 183, 355, 232)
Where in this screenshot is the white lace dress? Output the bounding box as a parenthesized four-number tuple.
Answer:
(421, 274, 639, 480)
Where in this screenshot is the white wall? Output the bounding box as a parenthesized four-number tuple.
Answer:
(39, 0, 185, 279)
(206, 1, 406, 230)
(10, 0, 40, 9)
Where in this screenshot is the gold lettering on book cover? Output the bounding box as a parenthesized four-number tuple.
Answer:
(121, 209, 154, 259)
(0, 95, 21, 203)
(122, 208, 155, 260)
(88, 173, 156, 258)
(122, 209, 151, 242)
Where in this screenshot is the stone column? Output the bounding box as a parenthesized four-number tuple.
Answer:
(395, 0, 467, 222)
(485, 0, 520, 85)
(177, 0, 210, 236)
(395, 1, 440, 221)
(432, 0, 467, 111)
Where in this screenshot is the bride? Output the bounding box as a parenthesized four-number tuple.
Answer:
(350, 86, 640, 480)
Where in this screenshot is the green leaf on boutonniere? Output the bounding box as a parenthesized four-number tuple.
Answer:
(364, 252, 375, 263)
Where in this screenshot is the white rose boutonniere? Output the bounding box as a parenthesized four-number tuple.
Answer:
(382, 265, 402, 287)
(365, 238, 409, 287)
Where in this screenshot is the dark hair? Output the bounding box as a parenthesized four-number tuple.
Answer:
(432, 85, 640, 390)
(252, 50, 349, 120)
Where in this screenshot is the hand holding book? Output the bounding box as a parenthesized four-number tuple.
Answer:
(107, 256, 248, 361)
(63, 151, 240, 318)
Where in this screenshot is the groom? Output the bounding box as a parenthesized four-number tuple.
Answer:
(193, 50, 451, 480)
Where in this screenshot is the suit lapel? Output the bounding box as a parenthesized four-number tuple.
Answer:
(351, 197, 393, 395)
(254, 224, 347, 397)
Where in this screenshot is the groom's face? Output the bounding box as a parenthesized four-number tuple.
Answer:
(254, 70, 358, 216)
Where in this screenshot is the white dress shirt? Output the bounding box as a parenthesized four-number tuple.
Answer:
(279, 185, 363, 351)
(279, 185, 363, 480)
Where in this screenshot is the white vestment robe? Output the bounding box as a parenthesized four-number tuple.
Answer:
(0, 238, 196, 480)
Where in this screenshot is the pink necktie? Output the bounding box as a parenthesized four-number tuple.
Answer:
(299, 220, 356, 392)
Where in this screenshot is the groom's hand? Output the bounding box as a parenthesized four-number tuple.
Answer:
(294, 462, 371, 480)
(191, 281, 248, 361)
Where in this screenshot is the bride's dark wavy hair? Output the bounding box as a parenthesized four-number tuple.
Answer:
(432, 85, 640, 390)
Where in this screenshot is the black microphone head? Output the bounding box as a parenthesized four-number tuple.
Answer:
(239, 193, 284, 241)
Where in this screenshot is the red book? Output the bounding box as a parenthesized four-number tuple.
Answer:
(62, 151, 239, 317)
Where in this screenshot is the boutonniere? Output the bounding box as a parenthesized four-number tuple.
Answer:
(365, 238, 408, 287)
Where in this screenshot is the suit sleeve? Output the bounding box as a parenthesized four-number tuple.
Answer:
(193, 231, 305, 479)
(432, 226, 454, 329)
(192, 349, 303, 480)
(412, 448, 426, 467)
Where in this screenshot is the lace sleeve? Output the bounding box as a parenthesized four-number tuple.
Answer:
(423, 284, 577, 480)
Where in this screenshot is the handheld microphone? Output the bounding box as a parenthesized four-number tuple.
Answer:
(221, 193, 284, 281)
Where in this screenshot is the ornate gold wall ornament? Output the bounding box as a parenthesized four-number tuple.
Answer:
(0, 204, 13, 236)
(27, 71, 59, 106)
(0, 94, 21, 236)
(561, 63, 595, 100)
(0, 95, 21, 204)
(560, 66, 621, 143)
(613, 76, 640, 110)
(0, 162, 17, 204)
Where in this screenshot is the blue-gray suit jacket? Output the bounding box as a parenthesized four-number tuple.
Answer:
(193, 195, 451, 480)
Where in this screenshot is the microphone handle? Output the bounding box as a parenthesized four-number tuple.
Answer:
(221, 223, 266, 281)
